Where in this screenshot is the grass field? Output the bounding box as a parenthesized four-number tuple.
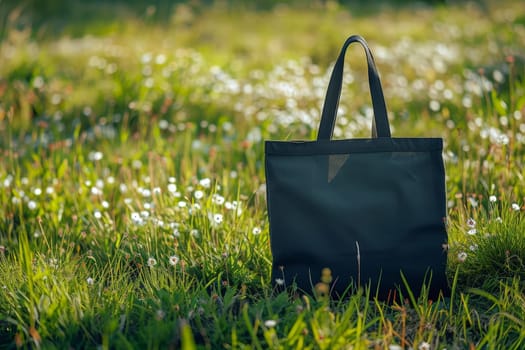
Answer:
(1, 0, 525, 348)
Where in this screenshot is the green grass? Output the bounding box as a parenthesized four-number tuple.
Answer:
(1, 0, 525, 348)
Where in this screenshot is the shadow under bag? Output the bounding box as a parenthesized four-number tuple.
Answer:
(265, 35, 449, 300)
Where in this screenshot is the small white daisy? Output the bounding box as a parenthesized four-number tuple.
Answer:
(213, 213, 223, 225)
(418, 342, 431, 350)
(131, 213, 144, 225)
(264, 320, 277, 328)
(194, 190, 204, 200)
(147, 257, 157, 267)
(212, 194, 225, 205)
(132, 160, 142, 169)
(91, 187, 102, 196)
(120, 184, 128, 193)
(199, 178, 211, 188)
(169, 255, 179, 266)
(167, 183, 177, 193)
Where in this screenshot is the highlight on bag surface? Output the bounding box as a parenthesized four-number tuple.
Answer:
(264, 35, 449, 300)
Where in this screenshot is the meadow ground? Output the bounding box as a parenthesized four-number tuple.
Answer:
(1, 0, 525, 348)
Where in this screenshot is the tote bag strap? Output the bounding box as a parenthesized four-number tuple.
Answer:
(317, 35, 391, 140)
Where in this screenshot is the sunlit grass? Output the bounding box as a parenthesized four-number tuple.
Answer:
(1, 0, 525, 348)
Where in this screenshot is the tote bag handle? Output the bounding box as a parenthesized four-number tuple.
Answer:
(317, 35, 391, 140)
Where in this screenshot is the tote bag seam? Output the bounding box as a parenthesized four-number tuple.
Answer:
(265, 139, 443, 155)
(265, 149, 443, 156)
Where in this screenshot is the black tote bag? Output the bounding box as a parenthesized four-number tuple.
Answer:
(265, 35, 449, 300)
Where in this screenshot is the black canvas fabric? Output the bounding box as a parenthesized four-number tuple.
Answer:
(265, 35, 449, 300)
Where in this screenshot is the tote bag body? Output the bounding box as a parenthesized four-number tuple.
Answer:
(265, 35, 449, 299)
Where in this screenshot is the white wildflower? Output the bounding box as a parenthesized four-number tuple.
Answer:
(131, 212, 143, 225)
(194, 190, 204, 200)
(199, 178, 211, 188)
(132, 160, 142, 169)
(167, 183, 177, 193)
(169, 255, 179, 266)
(147, 257, 157, 267)
(209, 213, 223, 226)
(418, 342, 431, 350)
(212, 194, 225, 205)
(264, 320, 277, 328)
(91, 186, 102, 196)
(88, 151, 103, 161)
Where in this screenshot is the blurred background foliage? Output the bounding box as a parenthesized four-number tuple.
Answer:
(2, 0, 461, 19)
(2, 0, 521, 68)
(0, 0, 492, 37)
